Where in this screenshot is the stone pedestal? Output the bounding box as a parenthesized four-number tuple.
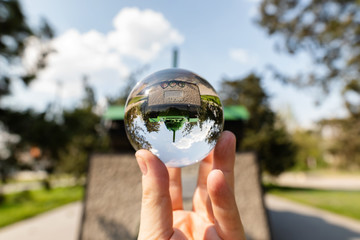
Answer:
(80, 153, 271, 240)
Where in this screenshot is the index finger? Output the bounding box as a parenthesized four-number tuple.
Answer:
(212, 131, 236, 191)
(167, 167, 183, 211)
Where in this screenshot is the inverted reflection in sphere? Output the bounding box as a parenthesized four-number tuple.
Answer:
(124, 68, 224, 167)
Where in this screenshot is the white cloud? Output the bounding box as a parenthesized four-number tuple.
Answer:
(108, 7, 184, 62)
(13, 7, 184, 110)
(174, 123, 212, 150)
(229, 48, 258, 65)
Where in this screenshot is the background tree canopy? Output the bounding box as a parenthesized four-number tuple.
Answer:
(258, 0, 360, 110)
(0, 1, 107, 183)
(0, 0, 53, 99)
(258, 0, 360, 168)
(0, 0, 54, 182)
(221, 74, 296, 175)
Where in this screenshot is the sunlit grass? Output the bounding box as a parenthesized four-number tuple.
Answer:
(265, 184, 360, 221)
(0, 186, 83, 228)
(127, 95, 146, 105)
(201, 95, 222, 105)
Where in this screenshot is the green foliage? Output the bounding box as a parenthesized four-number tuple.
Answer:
(127, 95, 146, 105)
(0, 78, 109, 179)
(265, 184, 360, 221)
(0, 108, 67, 178)
(57, 108, 109, 177)
(221, 74, 296, 175)
(0, 186, 83, 228)
(0, 0, 54, 182)
(56, 80, 110, 177)
(342, 79, 360, 118)
(0, 1, 110, 181)
(11, 190, 32, 203)
(0, 109, 67, 155)
(201, 95, 222, 106)
(257, 0, 360, 96)
(0, 0, 53, 98)
(320, 117, 360, 168)
(292, 129, 326, 171)
(257, 0, 360, 168)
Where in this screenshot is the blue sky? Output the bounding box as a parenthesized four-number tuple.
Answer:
(4, 0, 347, 128)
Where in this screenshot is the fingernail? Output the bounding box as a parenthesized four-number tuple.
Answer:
(136, 153, 148, 175)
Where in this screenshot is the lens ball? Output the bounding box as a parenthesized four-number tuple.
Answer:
(124, 68, 224, 167)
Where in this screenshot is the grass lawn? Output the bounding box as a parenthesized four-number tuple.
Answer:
(265, 184, 360, 221)
(127, 95, 146, 105)
(201, 95, 222, 106)
(0, 186, 84, 228)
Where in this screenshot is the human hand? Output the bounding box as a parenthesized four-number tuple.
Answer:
(135, 131, 245, 240)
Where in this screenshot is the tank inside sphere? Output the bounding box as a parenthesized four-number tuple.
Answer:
(124, 68, 224, 167)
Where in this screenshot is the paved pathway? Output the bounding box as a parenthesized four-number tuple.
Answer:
(265, 195, 360, 240)
(267, 172, 360, 190)
(0, 202, 82, 240)
(1, 195, 360, 240)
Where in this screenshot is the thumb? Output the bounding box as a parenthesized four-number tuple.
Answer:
(136, 150, 174, 240)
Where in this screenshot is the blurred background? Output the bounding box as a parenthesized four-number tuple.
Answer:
(0, 0, 360, 239)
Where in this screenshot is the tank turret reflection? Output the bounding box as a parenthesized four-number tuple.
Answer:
(124, 68, 224, 167)
(145, 80, 201, 142)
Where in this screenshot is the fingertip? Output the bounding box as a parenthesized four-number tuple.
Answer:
(221, 130, 236, 141)
(135, 150, 148, 175)
(215, 131, 236, 154)
(135, 149, 157, 164)
(213, 131, 236, 190)
(207, 169, 224, 183)
(207, 169, 229, 199)
(136, 149, 168, 178)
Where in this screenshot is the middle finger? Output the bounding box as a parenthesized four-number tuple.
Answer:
(168, 167, 183, 211)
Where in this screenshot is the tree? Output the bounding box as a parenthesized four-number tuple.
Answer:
(56, 79, 109, 177)
(221, 74, 296, 175)
(320, 117, 360, 168)
(0, 78, 110, 179)
(257, 0, 360, 168)
(0, 108, 67, 173)
(0, 0, 53, 182)
(258, 0, 360, 98)
(0, 2, 110, 186)
(0, 0, 53, 99)
(292, 129, 326, 171)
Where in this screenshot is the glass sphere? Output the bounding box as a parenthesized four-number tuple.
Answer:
(124, 68, 224, 167)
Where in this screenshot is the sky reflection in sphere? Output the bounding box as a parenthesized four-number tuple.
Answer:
(124, 68, 224, 167)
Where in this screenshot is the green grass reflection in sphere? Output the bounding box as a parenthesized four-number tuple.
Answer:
(124, 68, 224, 167)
